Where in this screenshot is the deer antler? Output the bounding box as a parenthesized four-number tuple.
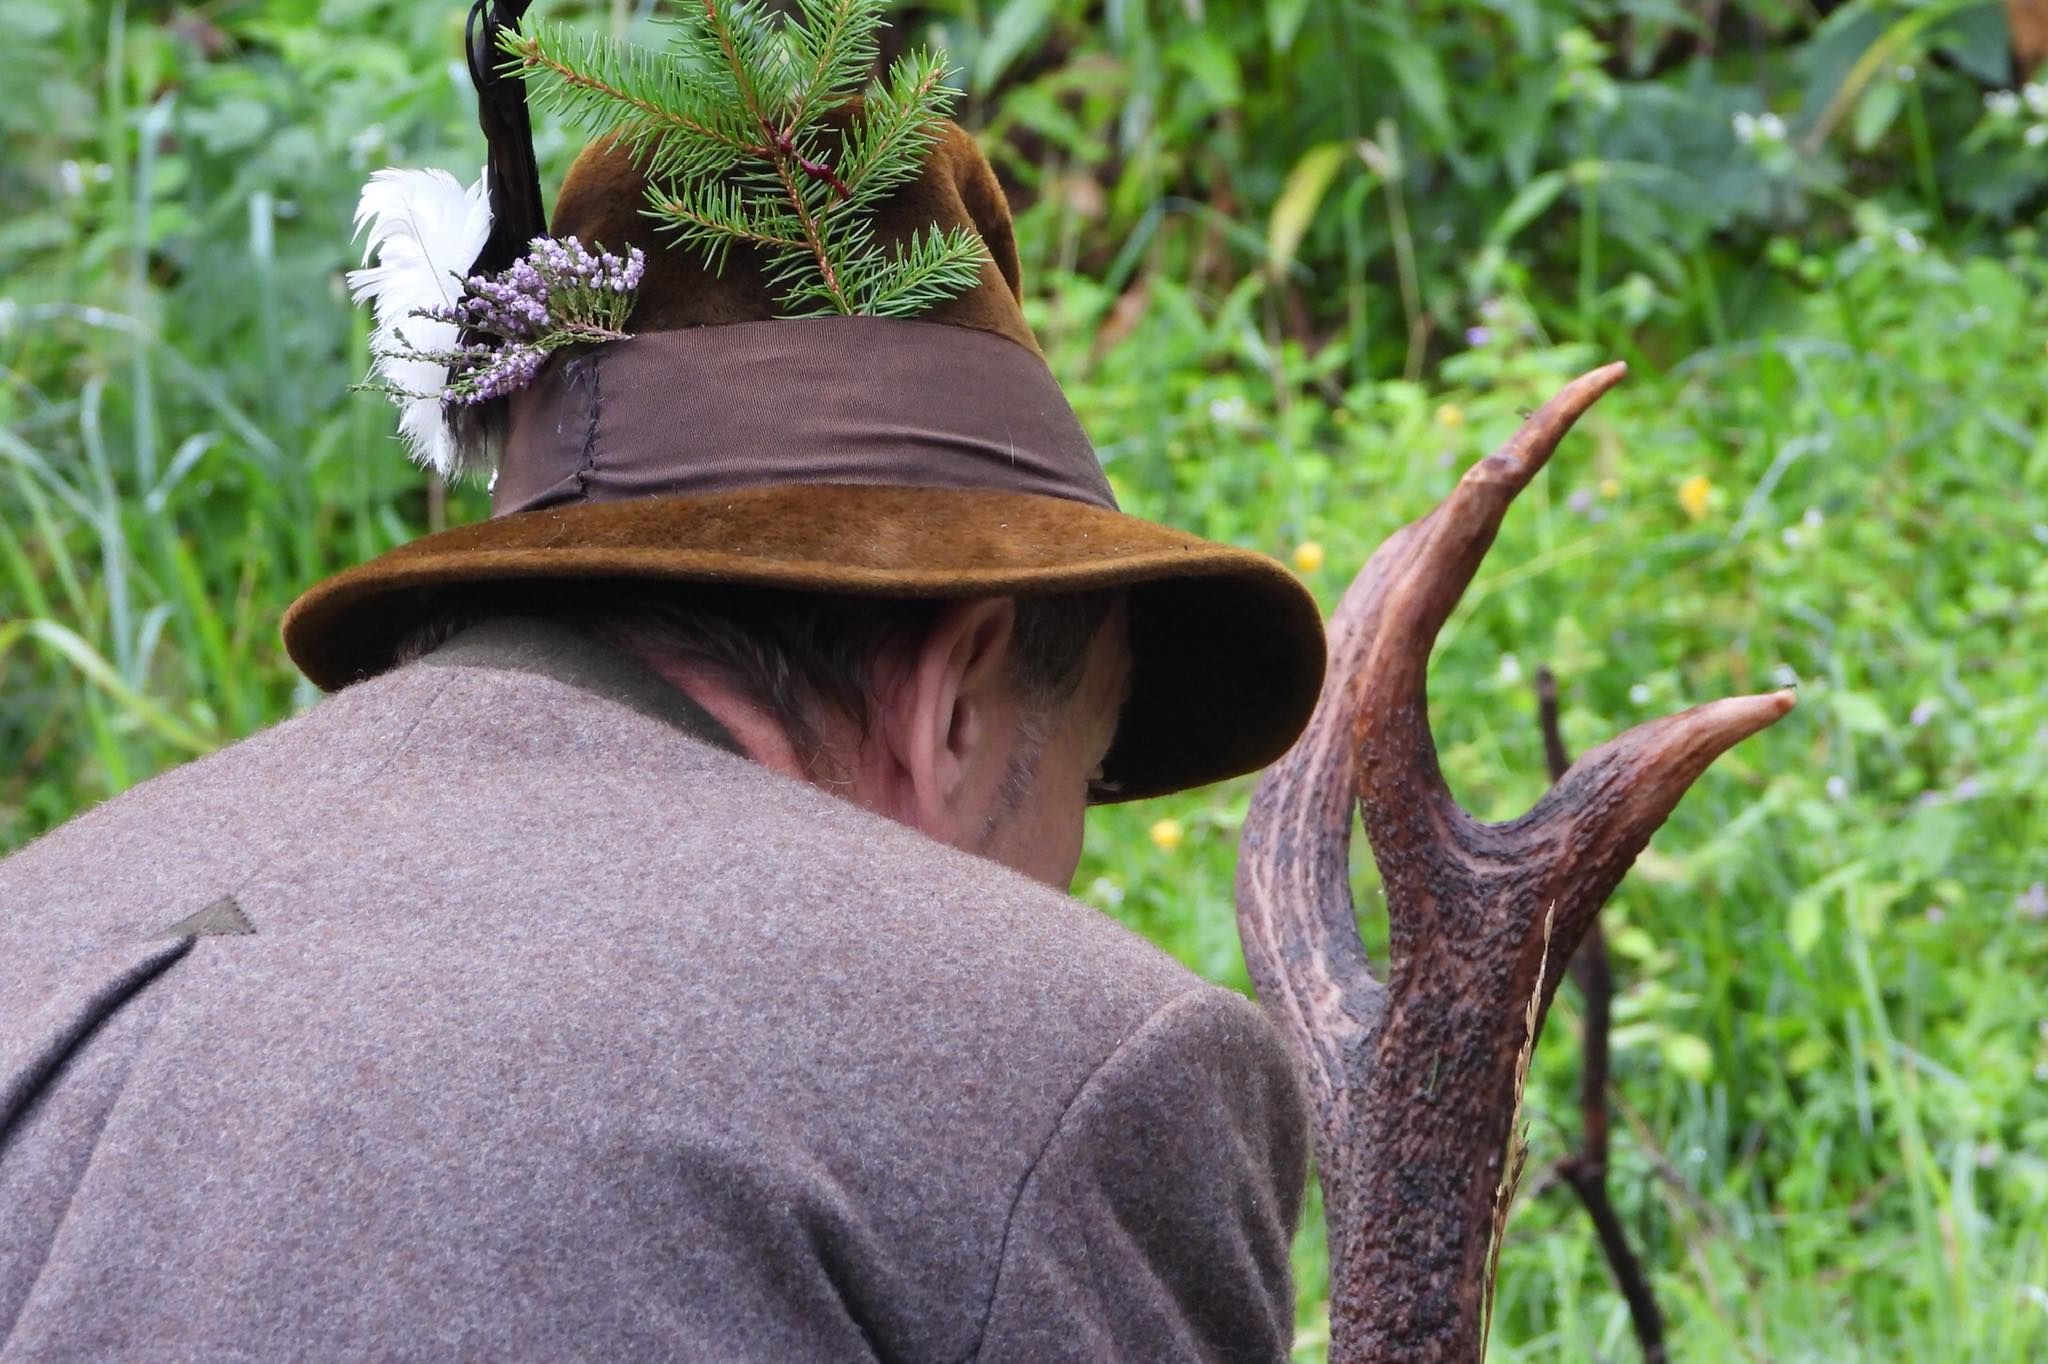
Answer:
(1237, 363, 1793, 1361)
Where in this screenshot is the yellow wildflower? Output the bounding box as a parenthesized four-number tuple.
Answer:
(1598, 477, 1621, 499)
(1292, 540, 1326, 574)
(1149, 818, 1185, 852)
(1435, 402, 1466, 428)
(1678, 474, 1713, 522)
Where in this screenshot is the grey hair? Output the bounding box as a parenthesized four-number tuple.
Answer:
(393, 581, 1119, 766)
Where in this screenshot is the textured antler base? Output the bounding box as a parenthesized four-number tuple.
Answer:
(1236, 364, 1792, 1361)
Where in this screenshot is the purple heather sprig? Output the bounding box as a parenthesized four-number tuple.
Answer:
(442, 338, 550, 405)
(365, 234, 645, 408)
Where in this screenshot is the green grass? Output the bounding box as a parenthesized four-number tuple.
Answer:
(4, 2, 2046, 1358)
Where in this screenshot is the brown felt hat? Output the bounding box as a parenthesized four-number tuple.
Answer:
(284, 117, 1326, 801)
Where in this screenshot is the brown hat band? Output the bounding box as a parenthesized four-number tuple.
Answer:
(489, 316, 1117, 518)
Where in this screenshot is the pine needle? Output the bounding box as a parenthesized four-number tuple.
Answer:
(502, 0, 982, 319)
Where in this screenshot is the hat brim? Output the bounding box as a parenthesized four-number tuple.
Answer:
(282, 485, 1326, 802)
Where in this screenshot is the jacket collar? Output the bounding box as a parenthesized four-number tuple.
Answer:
(422, 616, 744, 757)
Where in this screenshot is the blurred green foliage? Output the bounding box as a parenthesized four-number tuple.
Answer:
(3, 0, 2045, 1358)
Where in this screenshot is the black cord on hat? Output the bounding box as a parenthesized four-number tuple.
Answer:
(464, 0, 548, 283)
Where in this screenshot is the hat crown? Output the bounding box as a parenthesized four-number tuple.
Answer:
(551, 105, 1038, 355)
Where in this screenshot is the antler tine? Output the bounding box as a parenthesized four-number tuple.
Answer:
(1536, 690, 1795, 839)
(1355, 364, 1628, 826)
(1492, 362, 1630, 478)
(1521, 689, 1794, 994)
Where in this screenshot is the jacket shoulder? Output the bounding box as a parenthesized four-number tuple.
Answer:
(0, 665, 457, 957)
(977, 986, 1308, 1362)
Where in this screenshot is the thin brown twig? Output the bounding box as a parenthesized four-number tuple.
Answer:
(1537, 665, 1669, 1364)
(767, 153, 847, 307)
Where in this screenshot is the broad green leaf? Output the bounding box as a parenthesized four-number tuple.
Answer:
(1787, 889, 1826, 957)
(1607, 923, 1660, 964)
(1831, 690, 1892, 736)
(1266, 0, 1313, 55)
(1660, 1032, 1714, 1082)
(1850, 78, 1903, 151)
(1168, 31, 1241, 111)
(1486, 170, 1568, 249)
(1383, 42, 1453, 143)
(1267, 142, 1349, 275)
(0, 0, 62, 40)
(1930, 3, 2013, 84)
(1785, 1036, 1833, 1076)
(973, 0, 1055, 90)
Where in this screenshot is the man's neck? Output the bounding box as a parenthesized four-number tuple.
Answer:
(631, 654, 813, 785)
(421, 617, 745, 756)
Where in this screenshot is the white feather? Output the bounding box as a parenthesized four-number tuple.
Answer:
(347, 167, 493, 479)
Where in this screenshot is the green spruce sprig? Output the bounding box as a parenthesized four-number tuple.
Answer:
(502, 0, 986, 319)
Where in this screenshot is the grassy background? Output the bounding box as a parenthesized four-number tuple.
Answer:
(4, 1, 2045, 1358)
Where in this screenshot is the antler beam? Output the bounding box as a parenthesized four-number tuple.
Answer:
(1237, 364, 1792, 1360)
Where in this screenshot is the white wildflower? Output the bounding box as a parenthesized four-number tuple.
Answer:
(1206, 395, 1249, 426)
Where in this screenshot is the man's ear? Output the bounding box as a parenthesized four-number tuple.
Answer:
(877, 596, 1017, 841)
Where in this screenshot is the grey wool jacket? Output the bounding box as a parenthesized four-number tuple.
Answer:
(1, 619, 1307, 1362)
